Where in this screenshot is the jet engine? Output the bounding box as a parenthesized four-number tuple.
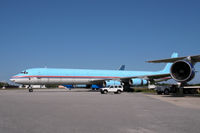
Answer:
(129, 78, 147, 86)
(170, 60, 195, 82)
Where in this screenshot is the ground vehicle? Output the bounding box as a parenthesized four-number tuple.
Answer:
(155, 85, 199, 95)
(155, 86, 171, 95)
(100, 85, 123, 94)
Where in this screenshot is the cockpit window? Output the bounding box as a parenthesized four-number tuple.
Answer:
(21, 71, 28, 74)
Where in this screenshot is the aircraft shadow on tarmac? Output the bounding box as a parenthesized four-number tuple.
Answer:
(32, 89, 98, 93)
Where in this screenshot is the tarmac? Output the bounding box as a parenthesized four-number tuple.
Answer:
(0, 89, 200, 133)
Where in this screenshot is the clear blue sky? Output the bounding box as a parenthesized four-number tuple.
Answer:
(0, 0, 200, 83)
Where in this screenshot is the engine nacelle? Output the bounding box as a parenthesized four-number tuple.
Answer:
(129, 78, 147, 86)
(170, 60, 195, 82)
(103, 80, 122, 87)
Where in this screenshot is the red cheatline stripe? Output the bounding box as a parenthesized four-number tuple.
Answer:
(13, 75, 121, 78)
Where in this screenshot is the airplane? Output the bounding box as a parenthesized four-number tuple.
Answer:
(10, 53, 200, 93)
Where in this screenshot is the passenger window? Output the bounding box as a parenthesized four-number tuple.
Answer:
(110, 86, 113, 88)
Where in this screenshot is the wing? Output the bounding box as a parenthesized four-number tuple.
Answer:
(119, 73, 171, 82)
(91, 73, 171, 83)
(147, 55, 200, 63)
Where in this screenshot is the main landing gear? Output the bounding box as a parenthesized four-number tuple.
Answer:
(174, 83, 185, 96)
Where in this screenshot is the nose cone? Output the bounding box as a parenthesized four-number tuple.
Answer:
(10, 78, 16, 82)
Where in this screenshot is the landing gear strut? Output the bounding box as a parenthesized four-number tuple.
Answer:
(175, 83, 185, 96)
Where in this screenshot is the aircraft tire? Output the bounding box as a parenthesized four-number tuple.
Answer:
(29, 89, 33, 92)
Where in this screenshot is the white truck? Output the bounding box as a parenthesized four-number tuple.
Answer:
(100, 85, 124, 94)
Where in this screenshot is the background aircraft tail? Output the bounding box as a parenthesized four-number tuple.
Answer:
(118, 65, 125, 70)
(161, 52, 178, 73)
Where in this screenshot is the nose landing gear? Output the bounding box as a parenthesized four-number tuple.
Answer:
(28, 85, 33, 92)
